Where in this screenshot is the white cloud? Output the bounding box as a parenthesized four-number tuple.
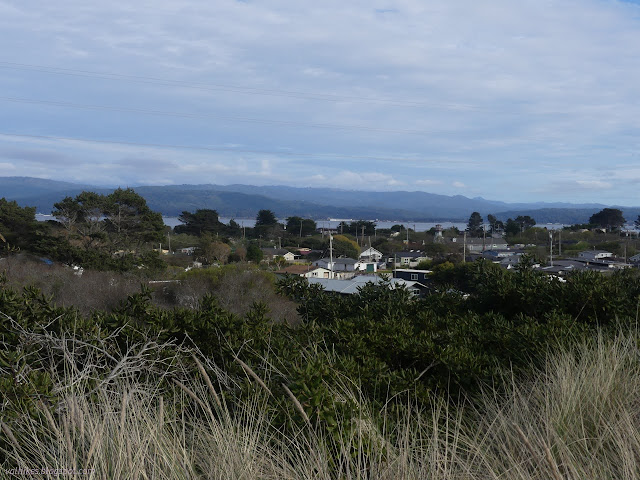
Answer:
(415, 179, 442, 186)
(1, 0, 640, 203)
(575, 180, 613, 190)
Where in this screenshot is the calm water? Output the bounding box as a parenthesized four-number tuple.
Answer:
(37, 214, 613, 233)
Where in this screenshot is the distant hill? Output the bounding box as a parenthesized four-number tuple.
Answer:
(1, 176, 636, 224)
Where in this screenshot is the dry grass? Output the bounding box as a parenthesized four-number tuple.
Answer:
(2, 329, 640, 479)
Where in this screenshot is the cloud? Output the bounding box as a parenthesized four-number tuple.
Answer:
(415, 179, 442, 186)
(575, 180, 613, 190)
(1, 1, 640, 203)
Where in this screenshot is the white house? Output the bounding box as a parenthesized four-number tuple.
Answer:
(355, 261, 378, 273)
(359, 247, 384, 262)
(313, 258, 358, 271)
(578, 250, 613, 261)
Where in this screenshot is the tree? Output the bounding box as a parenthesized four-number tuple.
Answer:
(255, 210, 278, 227)
(246, 243, 264, 263)
(332, 234, 360, 258)
(467, 212, 483, 237)
(104, 188, 164, 251)
(175, 209, 224, 236)
(487, 214, 503, 234)
(590, 208, 625, 232)
(515, 215, 536, 230)
(286, 216, 317, 237)
(504, 218, 520, 237)
(0, 198, 41, 249)
(198, 234, 231, 264)
(53, 191, 107, 248)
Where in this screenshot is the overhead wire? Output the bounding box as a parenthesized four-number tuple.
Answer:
(0, 131, 452, 163)
(0, 60, 510, 112)
(0, 96, 429, 135)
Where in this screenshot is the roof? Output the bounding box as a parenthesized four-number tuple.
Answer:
(307, 276, 426, 295)
(261, 248, 290, 256)
(315, 257, 358, 265)
(390, 251, 428, 259)
(275, 265, 316, 275)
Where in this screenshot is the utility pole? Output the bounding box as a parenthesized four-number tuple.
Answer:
(558, 229, 561, 256)
(482, 224, 486, 252)
(463, 231, 467, 263)
(299, 219, 303, 238)
(329, 234, 334, 279)
(549, 231, 553, 267)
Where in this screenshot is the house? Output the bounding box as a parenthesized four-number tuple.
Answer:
(458, 237, 509, 252)
(629, 253, 640, 264)
(354, 260, 380, 273)
(261, 248, 296, 262)
(387, 251, 430, 268)
(393, 269, 431, 282)
(275, 265, 334, 278)
(307, 275, 429, 297)
(312, 257, 358, 271)
(178, 246, 197, 255)
(482, 249, 517, 259)
(359, 247, 384, 262)
(578, 250, 613, 261)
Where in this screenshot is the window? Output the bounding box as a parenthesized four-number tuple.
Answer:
(411, 273, 418, 280)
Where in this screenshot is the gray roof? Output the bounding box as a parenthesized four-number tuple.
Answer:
(262, 248, 291, 255)
(308, 276, 425, 295)
(315, 257, 358, 265)
(390, 251, 428, 259)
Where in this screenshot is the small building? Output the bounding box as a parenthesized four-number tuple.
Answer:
(307, 275, 429, 297)
(459, 237, 509, 252)
(387, 251, 430, 268)
(578, 250, 613, 261)
(629, 253, 640, 264)
(275, 265, 334, 278)
(355, 260, 379, 273)
(312, 257, 358, 271)
(261, 248, 296, 262)
(359, 247, 384, 262)
(393, 269, 431, 282)
(178, 246, 197, 255)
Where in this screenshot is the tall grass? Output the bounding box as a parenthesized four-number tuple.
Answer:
(3, 331, 640, 479)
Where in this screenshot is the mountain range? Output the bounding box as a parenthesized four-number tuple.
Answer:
(1, 176, 637, 225)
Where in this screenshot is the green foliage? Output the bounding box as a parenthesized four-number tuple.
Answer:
(0, 198, 42, 249)
(246, 243, 264, 263)
(590, 208, 625, 232)
(255, 209, 278, 227)
(175, 209, 226, 236)
(332, 235, 360, 258)
(467, 212, 483, 237)
(285, 216, 317, 237)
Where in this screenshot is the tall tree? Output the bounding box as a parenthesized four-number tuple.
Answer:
(255, 209, 278, 227)
(0, 198, 41, 249)
(175, 209, 224, 236)
(286, 216, 317, 237)
(467, 212, 483, 237)
(515, 215, 536, 230)
(590, 208, 625, 232)
(53, 191, 107, 248)
(104, 188, 164, 251)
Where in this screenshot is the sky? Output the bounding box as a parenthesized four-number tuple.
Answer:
(1, 0, 640, 204)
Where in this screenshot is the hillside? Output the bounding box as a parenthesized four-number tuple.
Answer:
(0, 176, 635, 223)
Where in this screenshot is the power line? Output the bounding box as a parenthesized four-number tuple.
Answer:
(0, 96, 428, 135)
(0, 131, 446, 163)
(0, 60, 505, 112)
